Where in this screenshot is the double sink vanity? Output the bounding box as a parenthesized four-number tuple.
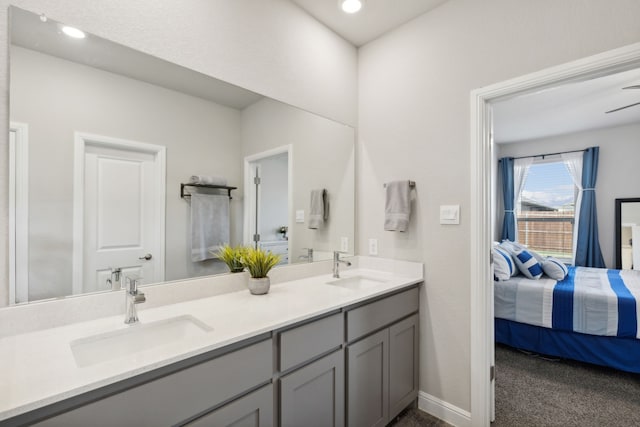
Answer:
(0, 257, 423, 427)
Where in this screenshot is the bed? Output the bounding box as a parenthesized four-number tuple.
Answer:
(495, 266, 640, 373)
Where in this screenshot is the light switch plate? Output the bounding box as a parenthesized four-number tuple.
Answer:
(295, 210, 305, 223)
(440, 205, 460, 225)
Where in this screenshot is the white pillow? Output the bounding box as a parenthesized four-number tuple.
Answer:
(513, 249, 544, 280)
(493, 246, 517, 281)
(542, 257, 568, 280)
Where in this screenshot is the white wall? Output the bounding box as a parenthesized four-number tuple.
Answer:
(358, 0, 640, 414)
(0, 0, 358, 305)
(241, 98, 355, 261)
(497, 122, 640, 269)
(11, 46, 242, 299)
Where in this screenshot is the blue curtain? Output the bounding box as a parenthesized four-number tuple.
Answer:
(575, 147, 605, 267)
(499, 157, 516, 241)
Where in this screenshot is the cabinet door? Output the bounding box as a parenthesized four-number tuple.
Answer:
(184, 384, 273, 427)
(280, 350, 344, 427)
(389, 314, 419, 419)
(347, 329, 389, 427)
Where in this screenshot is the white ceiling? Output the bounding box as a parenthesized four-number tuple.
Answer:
(290, 0, 448, 46)
(11, 7, 263, 110)
(493, 68, 640, 143)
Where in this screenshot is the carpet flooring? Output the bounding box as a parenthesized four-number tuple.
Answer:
(390, 406, 450, 427)
(389, 343, 640, 426)
(493, 343, 640, 426)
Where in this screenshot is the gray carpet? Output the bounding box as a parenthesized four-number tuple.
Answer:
(389, 344, 640, 426)
(494, 344, 640, 426)
(390, 406, 450, 427)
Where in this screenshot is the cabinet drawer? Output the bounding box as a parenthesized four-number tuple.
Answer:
(35, 339, 273, 427)
(279, 313, 343, 371)
(347, 287, 419, 342)
(185, 384, 273, 427)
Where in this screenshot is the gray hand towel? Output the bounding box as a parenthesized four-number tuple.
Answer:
(384, 181, 411, 232)
(191, 193, 230, 262)
(308, 189, 329, 229)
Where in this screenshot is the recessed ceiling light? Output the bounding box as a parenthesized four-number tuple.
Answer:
(62, 26, 86, 39)
(341, 0, 362, 14)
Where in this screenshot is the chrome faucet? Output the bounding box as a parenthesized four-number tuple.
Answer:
(124, 275, 146, 324)
(299, 248, 314, 263)
(333, 251, 352, 278)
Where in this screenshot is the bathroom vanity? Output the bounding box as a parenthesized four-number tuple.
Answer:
(0, 257, 422, 427)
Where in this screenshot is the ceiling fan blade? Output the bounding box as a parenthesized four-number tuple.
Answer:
(605, 102, 640, 114)
(622, 85, 640, 90)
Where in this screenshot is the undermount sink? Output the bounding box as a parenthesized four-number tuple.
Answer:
(326, 275, 387, 290)
(70, 315, 213, 368)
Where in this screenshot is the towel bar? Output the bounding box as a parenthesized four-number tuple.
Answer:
(181, 183, 237, 199)
(383, 180, 416, 188)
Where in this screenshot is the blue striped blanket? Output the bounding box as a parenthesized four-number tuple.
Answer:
(495, 266, 640, 338)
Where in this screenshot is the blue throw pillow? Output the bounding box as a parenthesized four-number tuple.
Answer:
(513, 249, 543, 280)
(493, 247, 517, 281)
(542, 257, 568, 280)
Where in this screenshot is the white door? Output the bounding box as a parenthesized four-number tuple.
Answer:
(74, 134, 165, 293)
(9, 122, 29, 304)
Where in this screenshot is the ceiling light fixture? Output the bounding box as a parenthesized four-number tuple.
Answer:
(341, 0, 363, 14)
(62, 26, 86, 39)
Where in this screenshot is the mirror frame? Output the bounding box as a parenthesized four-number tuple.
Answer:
(614, 197, 640, 269)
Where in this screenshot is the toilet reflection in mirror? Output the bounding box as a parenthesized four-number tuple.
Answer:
(7, 7, 354, 305)
(615, 198, 640, 270)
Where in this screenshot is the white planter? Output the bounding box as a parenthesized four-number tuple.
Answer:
(248, 277, 270, 295)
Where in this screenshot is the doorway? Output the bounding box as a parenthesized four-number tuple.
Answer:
(470, 42, 640, 425)
(9, 122, 29, 304)
(244, 145, 292, 265)
(72, 132, 166, 294)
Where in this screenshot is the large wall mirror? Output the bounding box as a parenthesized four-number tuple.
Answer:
(615, 198, 640, 270)
(7, 7, 355, 305)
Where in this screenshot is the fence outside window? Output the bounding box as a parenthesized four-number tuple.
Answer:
(517, 211, 574, 259)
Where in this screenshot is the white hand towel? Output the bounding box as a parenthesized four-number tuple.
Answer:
(189, 175, 228, 186)
(384, 181, 411, 232)
(191, 193, 230, 262)
(308, 189, 329, 229)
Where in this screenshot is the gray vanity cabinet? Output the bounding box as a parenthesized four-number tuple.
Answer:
(280, 349, 344, 427)
(346, 288, 420, 427)
(184, 384, 273, 427)
(278, 312, 345, 427)
(16, 286, 421, 427)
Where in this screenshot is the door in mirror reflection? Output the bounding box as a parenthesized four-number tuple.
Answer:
(78, 135, 166, 294)
(246, 148, 290, 265)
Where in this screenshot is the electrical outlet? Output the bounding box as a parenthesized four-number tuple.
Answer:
(368, 238, 378, 256)
(340, 237, 349, 252)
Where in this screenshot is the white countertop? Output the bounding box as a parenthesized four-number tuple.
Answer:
(0, 259, 423, 422)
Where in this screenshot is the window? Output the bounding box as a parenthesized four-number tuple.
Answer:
(517, 160, 576, 260)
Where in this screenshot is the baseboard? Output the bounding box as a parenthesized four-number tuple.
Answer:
(418, 390, 472, 427)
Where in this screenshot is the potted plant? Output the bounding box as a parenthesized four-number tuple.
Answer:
(217, 245, 247, 273)
(242, 247, 281, 295)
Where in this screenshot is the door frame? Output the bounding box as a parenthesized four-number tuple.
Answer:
(72, 132, 166, 295)
(470, 41, 640, 426)
(243, 145, 293, 247)
(9, 122, 29, 304)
